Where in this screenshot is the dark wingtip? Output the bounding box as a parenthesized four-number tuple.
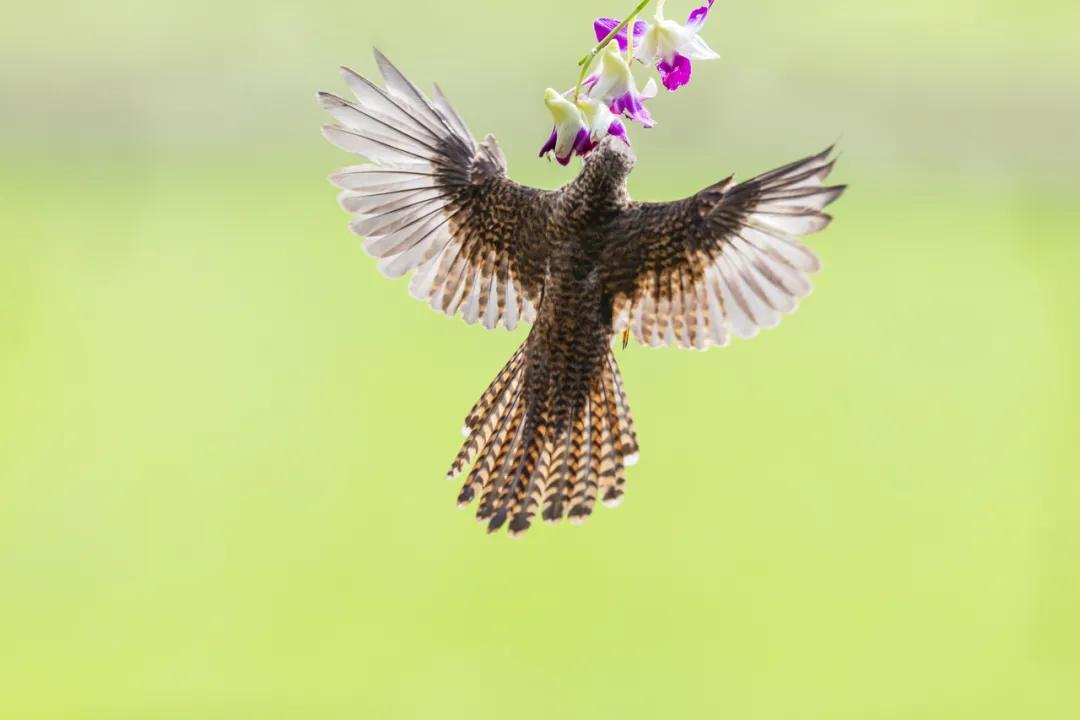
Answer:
(825, 136, 846, 161)
(316, 90, 345, 109)
(812, 144, 837, 164)
(508, 512, 532, 533)
(486, 510, 508, 534)
(456, 486, 475, 507)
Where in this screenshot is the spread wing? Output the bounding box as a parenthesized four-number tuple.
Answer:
(603, 148, 845, 349)
(318, 51, 556, 330)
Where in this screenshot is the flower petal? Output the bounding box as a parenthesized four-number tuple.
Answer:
(687, 0, 715, 30)
(634, 25, 661, 63)
(608, 119, 629, 144)
(539, 128, 557, 157)
(557, 127, 588, 165)
(575, 127, 597, 158)
(611, 91, 654, 127)
(588, 44, 631, 104)
(679, 33, 720, 60)
(657, 53, 693, 91)
(593, 18, 649, 51)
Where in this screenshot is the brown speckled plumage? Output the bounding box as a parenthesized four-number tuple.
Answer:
(320, 51, 844, 535)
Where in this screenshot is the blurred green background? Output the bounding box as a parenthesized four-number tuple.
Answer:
(2, 1, 1078, 717)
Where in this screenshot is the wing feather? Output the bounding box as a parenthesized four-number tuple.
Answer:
(319, 52, 555, 330)
(605, 148, 844, 349)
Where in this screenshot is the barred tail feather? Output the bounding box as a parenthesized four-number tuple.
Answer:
(569, 377, 605, 522)
(508, 425, 554, 536)
(447, 343, 526, 479)
(541, 414, 579, 524)
(596, 367, 625, 509)
(476, 395, 526, 522)
(566, 418, 590, 520)
(607, 351, 639, 463)
(456, 383, 523, 507)
(488, 419, 542, 533)
(464, 343, 526, 432)
(451, 343, 639, 535)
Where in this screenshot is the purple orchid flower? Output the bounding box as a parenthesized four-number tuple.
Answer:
(595, 0, 719, 92)
(539, 90, 628, 165)
(578, 95, 630, 151)
(584, 43, 659, 128)
(539, 89, 591, 165)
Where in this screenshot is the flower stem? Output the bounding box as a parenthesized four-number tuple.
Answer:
(573, 0, 651, 101)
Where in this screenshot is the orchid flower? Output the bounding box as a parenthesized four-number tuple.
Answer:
(577, 95, 630, 149)
(539, 88, 629, 165)
(539, 89, 591, 165)
(542, 0, 720, 164)
(584, 43, 659, 128)
(595, 0, 719, 92)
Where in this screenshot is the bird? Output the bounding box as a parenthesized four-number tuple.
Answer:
(318, 50, 845, 536)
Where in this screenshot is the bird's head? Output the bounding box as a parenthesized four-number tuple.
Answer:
(565, 136, 637, 214)
(583, 136, 637, 183)
(569, 137, 637, 212)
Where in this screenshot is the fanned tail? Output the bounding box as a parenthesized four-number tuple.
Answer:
(449, 341, 638, 536)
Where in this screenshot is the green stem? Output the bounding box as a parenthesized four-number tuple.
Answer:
(573, 0, 651, 102)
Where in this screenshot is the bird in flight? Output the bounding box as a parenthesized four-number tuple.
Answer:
(318, 51, 844, 536)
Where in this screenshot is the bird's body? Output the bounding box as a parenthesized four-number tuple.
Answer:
(448, 146, 641, 532)
(320, 52, 844, 535)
